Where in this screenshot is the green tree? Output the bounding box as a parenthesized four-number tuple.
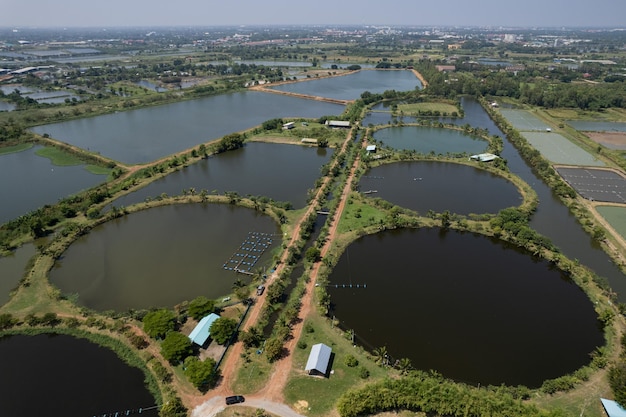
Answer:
(40, 312, 60, 327)
(440, 210, 451, 229)
(0, 313, 17, 330)
(264, 337, 283, 362)
(187, 296, 216, 320)
(209, 317, 237, 345)
(304, 246, 321, 263)
(373, 346, 389, 366)
(143, 309, 176, 339)
(610, 362, 626, 407)
(159, 396, 187, 417)
(395, 357, 413, 375)
(240, 326, 263, 348)
(160, 332, 193, 364)
(184, 356, 218, 392)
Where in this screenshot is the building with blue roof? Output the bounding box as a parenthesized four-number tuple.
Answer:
(188, 313, 220, 346)
(601, 398, 626, 417)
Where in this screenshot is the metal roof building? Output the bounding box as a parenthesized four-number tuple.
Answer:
(601, 399, 626, 417)
(305, 343, 332, 377)
(326, 120, 351, 128)
(188, 313, 220, 346)
(470, 153, 499, 162)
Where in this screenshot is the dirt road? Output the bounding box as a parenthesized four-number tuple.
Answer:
(191, 128, 361, 416)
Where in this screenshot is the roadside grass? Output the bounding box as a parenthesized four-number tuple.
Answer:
(532, 371, 609, 417)
(545, 108, 626, 122)
(336, 193, 386, 234)
(397, 102, 458, 115)
(85, 164, 114, 176)
(1, 254, 77, 318)
(231, 348, 275, 395)
(0, 143, 33, 155)
(283, 312, 388, 417)
(215, 405, 281, 417)
(35, 146, 84, 166)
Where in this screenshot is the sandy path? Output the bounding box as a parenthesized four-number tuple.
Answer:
(191, 128, 360, 416)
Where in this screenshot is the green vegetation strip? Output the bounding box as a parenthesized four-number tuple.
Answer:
(35, 146, 84, 166)
(0, 143, 33, 155)
(336, 374, 550, 417)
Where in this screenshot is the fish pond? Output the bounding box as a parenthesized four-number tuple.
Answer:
(50, 203, 280, 311)
(268, 69, 422, 101)
(110, 142, 331, 210)
(328, 227, 603, 387)
(31, 91, 344, 164)
(372, 126, 488, 155)
(0, 145, 107, 225)
(359, 161, 521, 215)
(0, 333, 158, 416)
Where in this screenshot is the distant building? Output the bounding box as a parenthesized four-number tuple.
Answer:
(283, 122, 295, 130)
(366, 145, 377, 153)
(435, 65, 456, 72)
(325, 120, 350, 128)
(470, 153, 499, 162)
(305, 343, 332, 377)
(188, 313, 220, 346)
(301, 138, 318, 145)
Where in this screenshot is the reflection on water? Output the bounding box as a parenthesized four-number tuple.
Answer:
(51, 203, 280, 311)
(328, 227, 603, 387)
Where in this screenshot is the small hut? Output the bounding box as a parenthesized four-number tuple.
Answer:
(305, 343, 332, 377)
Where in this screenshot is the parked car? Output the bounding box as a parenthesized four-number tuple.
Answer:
(225, 395, 245, 405)
(256, 285, 265, 296)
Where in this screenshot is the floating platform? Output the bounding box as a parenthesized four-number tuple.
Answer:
(223, 232, 274, 272)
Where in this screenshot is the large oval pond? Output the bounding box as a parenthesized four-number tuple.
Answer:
(50, 204, 280, 311)
(0, 145, 107, 225)
(110, 142, 331, 210)
(268, 69, 421, 101)
(31, 91, 344, 164)
(0, 333, 158, 416)
(327, 228, 603, 387)
(373, 126, 488, 155)
(359, 161, 521, 215)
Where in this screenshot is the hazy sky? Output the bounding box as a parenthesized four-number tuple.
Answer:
(2, 0, 625, 28)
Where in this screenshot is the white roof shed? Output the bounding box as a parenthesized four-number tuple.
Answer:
(305, 343, 332, 376)
(188, 313, 220, 346)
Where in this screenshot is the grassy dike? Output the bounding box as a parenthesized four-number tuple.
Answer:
(294, 129, 622, 417)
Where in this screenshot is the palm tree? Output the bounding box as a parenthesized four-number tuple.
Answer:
(373, 346, 389, 367)
(396, 358, 413, 375)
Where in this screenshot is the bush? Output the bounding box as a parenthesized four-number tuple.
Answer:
(297, 340, 307, 350)
(345, 354, 359, 367)
(142, 309, 176, 339)
(359, 366, 370, 379)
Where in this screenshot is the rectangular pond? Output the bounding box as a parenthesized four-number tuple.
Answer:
(521, 131, 606, 166)
(31, 91, 344, 164)
(0, 146, 107, 225)
(267, 69, 422, 101)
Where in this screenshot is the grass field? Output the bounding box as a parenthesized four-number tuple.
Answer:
(336, 194, 387, 234)
(0, 143, 33, 155)
(35, 146, 84, 166)
(597, 206, 626, 241)
(397, 102, 458, 115)
(546, 108, 626, 122)
(283, 312, 388, 417)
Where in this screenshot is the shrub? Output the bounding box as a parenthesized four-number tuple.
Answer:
(344, 354, 359, 367)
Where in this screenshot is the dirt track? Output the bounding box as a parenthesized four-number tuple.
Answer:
(191, 128, 360, 416)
